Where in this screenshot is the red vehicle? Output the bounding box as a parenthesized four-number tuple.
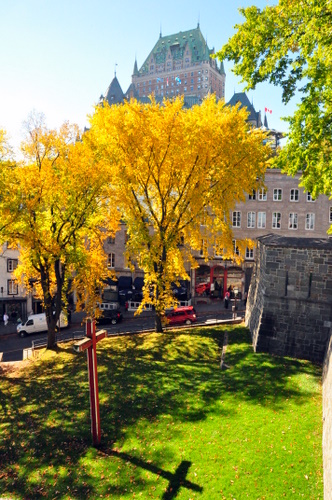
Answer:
(165, 306, 197, 326)
(195, 282, 210, 296)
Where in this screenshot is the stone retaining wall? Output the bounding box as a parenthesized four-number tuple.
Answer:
(246, 235, 332, 363)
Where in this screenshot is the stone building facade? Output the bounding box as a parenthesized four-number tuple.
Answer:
(0, 244, 31, 323)
(232, 169, 331, 288)
(101, 171, 332, 302)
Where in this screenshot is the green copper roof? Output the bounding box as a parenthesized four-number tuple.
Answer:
(219, 60, 225, 75)
(138, 25, 214, 75)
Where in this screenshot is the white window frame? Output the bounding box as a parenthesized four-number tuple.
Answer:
(107, 253, 115, 269)
(257, 212, 266, 229)
(305, 213, 315, 230)
(258, 188, 267, 201)
(232, 211, 241, 228)
(7, 279, 18, 295)
(245, 247, 254, 260)
(247, 212, 256, 228)
(272, 212, 281, 229)
(290, 188, 299, 202)
(248, 190, 256, 200)
(273, 188, 282, 201)
(289, 213, 298, 230)
(307, 192, 315, 202)
(214, 245, 223, 258)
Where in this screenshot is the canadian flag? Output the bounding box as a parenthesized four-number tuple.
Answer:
(265, 107, 272, 114)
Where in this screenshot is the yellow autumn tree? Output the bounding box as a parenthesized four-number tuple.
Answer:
(0, 129, 12, 162)
(86, 96, 269, 332)
(0, 114, 120, 348)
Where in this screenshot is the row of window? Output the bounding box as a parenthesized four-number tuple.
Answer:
(140, 85, 211, 97)
(142, 79, 210, 91)
(138, 70, 214, 87)
(249, 188, 315, 202)
(200, 240, 254, 260)
(233, 211, 316, 230)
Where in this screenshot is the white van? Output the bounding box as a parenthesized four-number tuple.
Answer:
(17, 311, 68, 337)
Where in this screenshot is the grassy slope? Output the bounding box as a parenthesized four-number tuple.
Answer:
(0, 326, 323, 499)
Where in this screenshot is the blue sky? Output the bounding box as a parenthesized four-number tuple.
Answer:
(0, 0, 295, 153)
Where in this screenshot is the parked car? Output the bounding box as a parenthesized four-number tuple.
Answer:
(164, 306, 197, 326)
(97, 308, 123, 325)
(172, 280, 190, 301)
(195, 282, 210, 296)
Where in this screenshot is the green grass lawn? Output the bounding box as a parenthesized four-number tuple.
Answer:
(0, 326, 323, 499)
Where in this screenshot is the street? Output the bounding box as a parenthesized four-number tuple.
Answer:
(0, 301, 245, 362)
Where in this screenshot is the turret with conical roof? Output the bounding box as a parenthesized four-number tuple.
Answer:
(264, 113, 269, 129)
(227, 92, 261, 127)
(104, 76, 124, 105)
(132, 58, 139, 77)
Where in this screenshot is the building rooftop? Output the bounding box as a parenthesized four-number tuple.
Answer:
(258, 234, 332, 250)
(104, 76, 124, 106)
(227, 92, 261, 126)
(137, 24, 225, 76)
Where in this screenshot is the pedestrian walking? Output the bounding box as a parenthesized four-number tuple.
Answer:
(3, 312, 8, 326)
(224, 291, 230, 309)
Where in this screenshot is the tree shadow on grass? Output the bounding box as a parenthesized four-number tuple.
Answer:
(216, 325, 322, 407)
(0, 325, 322, 498)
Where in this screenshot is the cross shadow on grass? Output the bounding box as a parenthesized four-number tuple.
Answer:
(99, 446, 203, 499)
(0, 325, 322, 498)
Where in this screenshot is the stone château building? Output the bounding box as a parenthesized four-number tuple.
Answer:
(99, 26, 332, 303)
(101, 24, 225, 108)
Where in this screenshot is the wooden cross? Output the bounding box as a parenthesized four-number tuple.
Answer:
(73, 319, 106, 447)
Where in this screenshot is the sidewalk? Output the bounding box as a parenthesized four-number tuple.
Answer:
(0, 311, 87, 339)
(0, 299, 246, 338)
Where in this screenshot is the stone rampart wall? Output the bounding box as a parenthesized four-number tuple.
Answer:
(246, 236, 332, 363)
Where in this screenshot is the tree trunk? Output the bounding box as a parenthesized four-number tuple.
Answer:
(47, 320, 57, 349)
(40, 260, 63, 350)
(45, 304, 58, 349)
(154, 243, 166, 333)
(155, 312, 163, 333)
